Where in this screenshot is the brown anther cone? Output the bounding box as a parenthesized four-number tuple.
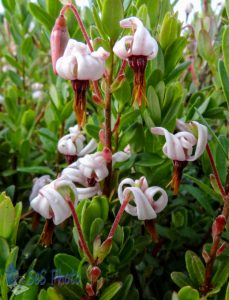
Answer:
(171, 160, 188, 195)
(128, 55, 147, 106)
(39, 219, 55, 247)
(50, 15, 69, 74)
(72, 80, 89, 128)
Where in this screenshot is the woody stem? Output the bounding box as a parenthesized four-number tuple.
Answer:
(103, 48, 114, 196)
(66, 197, 94, 264)
(206, 144, 226, 199)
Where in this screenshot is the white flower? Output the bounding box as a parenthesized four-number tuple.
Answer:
(30, 177, 78, 225)
(29, 175, 51, 202)
(151, 121, 208, 162)
(56, 39, 109, 81)
(112, 151, 131, 165)
(31, 83, 44, 91)
(113, 17, 158, 60)
(58, 125, 97, 157)
(118, 177, 168, 220)
(32, 91, 45, 100)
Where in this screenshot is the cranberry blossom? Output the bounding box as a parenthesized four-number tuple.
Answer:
(30, 177, 78, 225)
(58, 125, 97, 164)
(113, 17, 158, 106)
(118, 177, 168, 220)
(151, 121, 208, 194)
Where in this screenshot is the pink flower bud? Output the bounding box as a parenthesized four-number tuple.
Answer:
(99, 129, 106, 145)
(212, 215, 226, 241)
(89, 267, 101, 283)
(50, 15, 69, 74)
(85, 283, 95, 296)
(102, 147, 112, 163)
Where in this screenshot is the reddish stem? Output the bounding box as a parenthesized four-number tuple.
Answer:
(206, 144, 226, 198)
(66, 197, 94, 264)
(60, 4, 93, 51)
(107, 194, 131, 239)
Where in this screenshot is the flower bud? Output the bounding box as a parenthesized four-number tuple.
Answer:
(102, 147, 112, 163)
(85, 283, 95, 296)
(89, 267, 101, 283)
(212, 215, 226, 241)
(50, 15, 69, 74)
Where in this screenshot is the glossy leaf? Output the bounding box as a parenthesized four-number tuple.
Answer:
(178, 286, 200, 300)
(99, 282, 122, 300)
(171, 272, 193, 288)
(0, 193, 15, 239)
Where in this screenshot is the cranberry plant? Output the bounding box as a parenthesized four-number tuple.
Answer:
(0, 0, 228, 299)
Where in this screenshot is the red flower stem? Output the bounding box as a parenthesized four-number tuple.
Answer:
(60, 4, 93, 51)
(66, 197, 94, 264)
(206, 144, 226, 198)
(107, 194, 131, 239)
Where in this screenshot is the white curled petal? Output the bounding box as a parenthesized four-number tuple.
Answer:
(76, 54, 105, 80)
(112, 151, 130, 164)
(118, 178, 135, 203)
(77, 185, 101, 201)
(56, 55, 78, 80)
(187, 121, 208, 161)
(135, 176, 148, 192)
(151, 127, 186, 161)
(78, 139, 97, 157)
(94, 165, 109, 181)
(132, 26, 155, 56)
(176, 119, 188, 132)
(58, 136, 77, 155)
(120, 17, 143, 29)
(145, 187, 168, 214)
(41, 184, 71, 225)
(62, 167, 88, 186)
(30, 194, 51, 219)
(124, 187, 157, 220)
(113, 36, 133, 59)
(175, 132, 197, 149)
(29, 175, 51, 201)
(91, 47, 110, 60)
(147, 37, 159, 60)
(63, 39, 79, 56)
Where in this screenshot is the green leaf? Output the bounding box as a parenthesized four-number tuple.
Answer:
(137, 4, 150, 28)
(21, 36, 33, 56)
(38, 289, 49, 300)
(101, 0, 123, 42)
(225, 0, 229, 18)
(113, 274, 133, 300)
(28, 3, 54, 32)
(226, 281, 229, 300)
(171, 272, 193, 288)
(164, 37, 187, 74)
(55, 284, 84, 300)
(147, 86, 161, 125)
(85, 124, 100, 140)
(46, 0, 62, 18)
(222, 26, 229, 76)
(10, 202, 22, 246)
(159, 12, 181, 50)
(165, 61, 191, 83)
(0, 193, 15, 239)
(99, 282, 122, 300)
(198, 29, 215, 64)
(89, 218, 104, 244)
(0, 238, 10, 274)
(185, 251, 205, 288)
(17, 166, 55, 176)
(212, 261, 229, 289)
(22, 110, 36, 130)
(218, 60, 229, 109)
(54, 254, 80, 275)
(92, 5, 107, 39)
(47, 287, 65, 300)
(178, 286, 200, 300)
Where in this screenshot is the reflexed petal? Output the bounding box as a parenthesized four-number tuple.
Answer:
(188, 121, 208, 161)
(112, 151, 130, 164)
(30, 194, 51, 219)
(145, 187, 168, 213)
(56, 55, 78, 80)
(123, 187, 157, 220)
(113, 36, 133, 59)
(118, 178, 135, 203)
(78, 139, 97, 156)
(29, 175, 51, 201)
(77, 185, 101, 200)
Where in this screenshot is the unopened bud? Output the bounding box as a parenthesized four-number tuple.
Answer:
(212, 215, 226, 241)
(202, 249, 210, 263)
(89, 267, 101, 283)
(50, 15, 69, 74)
(216, 242, 227, 257)
(85, 283, 95, 296)
(94, 237, 112, 264)
(97, 277, 104, 291)
(111, 74, 125, 92)
(102, 147, 112, 163)
(92, 93, 102, 105)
